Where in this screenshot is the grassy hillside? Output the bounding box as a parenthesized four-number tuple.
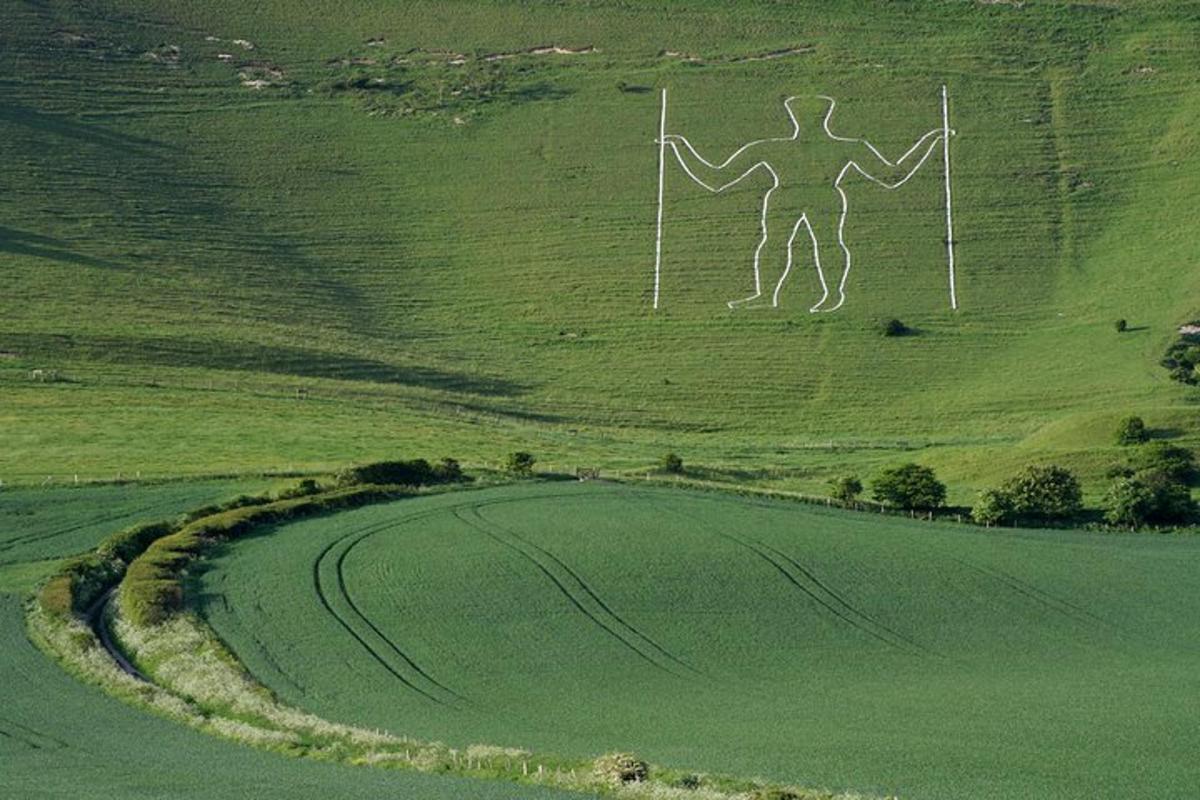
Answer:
(201, 481, 1200, 800)
(2, 0, 1199, 498)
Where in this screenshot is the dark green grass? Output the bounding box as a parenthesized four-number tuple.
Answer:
(0, 596, 595, 800)
(0, 480, 272, 565)
(202, 481, 1200, 800)
(0, 485, 595, 800)
(1, 1, 1199, 497)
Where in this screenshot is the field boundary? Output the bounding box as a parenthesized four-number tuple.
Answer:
(26, 477, 889, 800)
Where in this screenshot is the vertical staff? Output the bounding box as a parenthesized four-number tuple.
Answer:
(942, 84, 958, 311)
(653, 88, 667, 310)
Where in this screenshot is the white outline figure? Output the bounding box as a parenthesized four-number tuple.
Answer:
(658, 92, 954, 311)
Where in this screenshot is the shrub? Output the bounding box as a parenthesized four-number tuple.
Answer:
(1115, 415, 1149, 445)
(999, 464, 1083, 521)
(659, 452, 684, 474)
(1102, 471, 1196, 528)
(828, 475, 863, 503)
(1161, 324, 1200, 385)
(433, 457, 464, 482)
(971, 488, 1013, 526)
(880, 318, 909, 337)
(335, 459, 456, 487)
(1130, 443, 1197, 485)
(751, 790, 801, 800)
(505, 451, 536, 477)
(276, 478, 322, 500)
(1115, 319, 1127, 333)
(674, 774, 702, 790)
(593, 752, 648, 785)
(871, 464, 946, 510)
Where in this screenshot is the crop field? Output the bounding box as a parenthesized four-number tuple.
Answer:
(2, 0, 1199, 498)
(0, 480, 274, 567)
(201, 482, 1200, 800)
(0, 484, 596, 800)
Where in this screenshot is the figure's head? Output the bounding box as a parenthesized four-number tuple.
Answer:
(781, 95, 836, 135)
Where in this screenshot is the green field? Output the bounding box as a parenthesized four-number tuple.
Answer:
(4, 1, 1200, 797)
(0, 483, 596, 800)
(200, 481, 1200, 800)
(2, 0, 1199, 499)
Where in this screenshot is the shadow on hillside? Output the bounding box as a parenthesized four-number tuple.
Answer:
(0, 105, 173, 157)
(0, 227, 127, 271)
(0, 333, 527, 397)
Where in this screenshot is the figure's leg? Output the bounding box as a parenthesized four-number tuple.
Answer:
(804, 208, 851, 312)
(728, 191, 805, 309)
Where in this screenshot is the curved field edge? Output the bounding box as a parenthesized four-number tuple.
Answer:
(27, 480, 883, 800)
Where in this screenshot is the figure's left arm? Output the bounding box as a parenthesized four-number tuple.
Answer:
(849, 128, 947, 188)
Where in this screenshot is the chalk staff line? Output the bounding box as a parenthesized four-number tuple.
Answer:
(653, 88, 667, 310)
(942, 84, 958, 311)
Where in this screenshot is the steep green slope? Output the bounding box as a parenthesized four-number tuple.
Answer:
(201, 482, 1200, 800)
(2, 0, 1199, 495)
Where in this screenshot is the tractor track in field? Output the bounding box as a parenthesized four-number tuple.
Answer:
(312, 512, 462, 707)
(456, 503, 704, 680)
(643, 493, 935, 658)
(0, 503, 167, 560)
(307, 488, 629, 705)
(953, 558, 1114, 631)
(0, 716, 68, 750)
(747, 536, 938, 657)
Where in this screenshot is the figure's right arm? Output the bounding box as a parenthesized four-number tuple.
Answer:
(663, 135, 764, 192)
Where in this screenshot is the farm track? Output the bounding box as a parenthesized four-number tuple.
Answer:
(312, 511, 463, 706)
(457, 501, 705, 680)
(0, 715, 69, 751)
(307, 487, 643, 705)
(0, 503, 165, 560)
(642, 492, 934, 657)
(951, 557, 1116, 633)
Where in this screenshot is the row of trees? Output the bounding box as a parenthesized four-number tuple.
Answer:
(822, 417, 1196, 529)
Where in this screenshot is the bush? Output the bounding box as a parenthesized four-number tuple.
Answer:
(999, 464, 1083, 521)
(335, 459, 465, 487)
(1102, 473, 1196, 527)
(1115, 319, 1127, 333)
(505, 451, 536, 477)
(1129, 443, 1197, 485)
(276, 478, 323, 500)
(828, 475, 863, 503)
(674, 774, 702, 790)
(1161, 325, 1200, 385)
(1115, 415, 1149, 445)
(659, 452, 684, 474)
(433, 457, 464, 482)
(593, 752, 648, 785)
(971, 488, 1013, 526)
(880, 318, 910, 337)
(871, 464, 946, 510)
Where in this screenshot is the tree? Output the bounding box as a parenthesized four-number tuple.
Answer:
(1115, 319, 1128, 333)
(659, 452, 684, 474)
(434, 457, 464, 481)
(871, 464, 946, 510)
(1102, 477, 1156, 527)
(1102, 472, 1196, 528)
(880, 318, 909, 337)
(971, 488, 1013, 526)
(1115, 415, 1148, 445)
(999, 464, 1083, 521)
(505, 451, 536, 476)
(1130, 442, 1196, 484)
(828, 475, 863, 504)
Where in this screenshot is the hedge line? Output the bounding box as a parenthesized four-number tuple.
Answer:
(119, 485, 410, 626)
